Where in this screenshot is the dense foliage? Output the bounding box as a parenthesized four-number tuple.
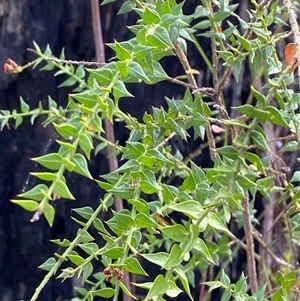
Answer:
(2, 0, 300, 300)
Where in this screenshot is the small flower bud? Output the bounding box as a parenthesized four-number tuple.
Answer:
(3, 58, 22, 73)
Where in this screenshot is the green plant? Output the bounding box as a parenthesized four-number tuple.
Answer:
(2, 0, 300, 300)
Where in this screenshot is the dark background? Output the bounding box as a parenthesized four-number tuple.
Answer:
(0, 1, 291, 301)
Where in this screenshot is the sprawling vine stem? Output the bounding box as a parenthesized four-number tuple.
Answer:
(29, 175, 126, 301)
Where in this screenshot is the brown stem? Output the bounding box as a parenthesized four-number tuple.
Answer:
(90, 0, 122, 206)
(89, 1, 130, 300)
(242, 194, 258, 293)
(173, 43, 216, 161)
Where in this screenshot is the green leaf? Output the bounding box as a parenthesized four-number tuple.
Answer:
(61, 157, 76, 171)
(115, 40, 131, 60)
(93, 218, 110, 234)
(127, 61, 150, 82)
(15, 116, 23, 129)
(58, 77, 76, 88)
(81, 262, 93, 282)
(135, 213, 158, 228)
(18, 184, 49, 201)
(234, 32, 251, 51)
(207, 212, 232, 236)
(146, 274, 168, 299)
(89, 67, 114, 85)
(125, 257, 148, 276)
(251, 85, 265, 104)
(275, 91, 285, 110)
(175, 268, 193, 300)
(217, 145, 239, 159)
(161, 184, 178, 203)
(92, 288, 115, 298)
(113, 80, 134, 100)
(116, 61, 129, 78)
(223, 119, 249, 128)
(38, 257, 56, 271)
(118, 1, 136, 14)
(129, 198, 149, 214)
(72, 153, 93, 179)
(101, 0, 116, 4)
(140, 170, 160, 194)
(57, 140, 76, 152)
(79, 134, 94, 159)
(95, 142, 107, 156)
(265, 106, 289, 127)
(44, 203, 55, 226)
(251, 130, 269, 151)
(70, 91, 98, 108)
(20, 97, 30, 113)
(102, 246, 124, 259)
(143, 7, 161, 24)
(163, 244, 183, 268)
(235, 273, 247, 294)
(193, 6, 210, 18)
(30, 172, 57, 181)
(11, 199, 39, 211)
(119, 282, 138, 300)
(191, 161, 206, 183)
(75, 65, 85, 78)
(78, 242, 99, 255)
(233, 104, 269, 123)
(182, 223, 199, 254)
(73, 206, 93, 220)
(193, 20, 211, 30)
(220, 270, 231, 286)
(54, 123, 78, 140)
(55, 180, 75, 200)
(194, 238, 216, 264)
(141, 252, 169, 267)
(282, 271, 297, 290)
(144, 61, 168, 84)
(166, 280, 183, 298)
(90, 114, 104, 133)
(146, 149, 173, 164)
(237, 174, 257, 188)
(213, 10, 232, 22)
(290, 171, 300, 183)
(50, 239, 71, 247)
(147, 26, 173, 48)
(113, 210, 135, 230)
(280, 141, 298, 152)
(32, 153, 62, 170)
(115, 159, 140, 173)
(245, 152, 266, 176)
(160, 224, 188, 242)
(232, 59, 243, 82)
(168, 201, 203, 220)
(67, 254, 85, 266)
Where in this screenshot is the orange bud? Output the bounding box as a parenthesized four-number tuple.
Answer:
(3, 58, 21, 73)
(284, 43, 298, 74)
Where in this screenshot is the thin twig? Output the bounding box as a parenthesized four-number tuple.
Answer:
(155, 132, 176, 150)
(173, 43, 216, 161)
(44, 57, 105, 67)
(167, 76, 215, 98)
(252, 227, 295, 269)
(242, 193, 258, 293)
(183, 135, 224, 164)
